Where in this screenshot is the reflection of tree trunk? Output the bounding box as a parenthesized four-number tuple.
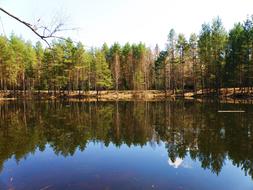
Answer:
(89, 101, 92, 130)
(144, 101, 148, 133)
(94, 101, 97, 136)
(115, 101, 120, 140)
(23, 101, 27, 129)
(171, 102, 175, 143)
(164, 100, 167, 130)
(168, 101, 171, 130)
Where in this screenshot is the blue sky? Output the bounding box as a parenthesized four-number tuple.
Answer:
(0, 0, 253, 48)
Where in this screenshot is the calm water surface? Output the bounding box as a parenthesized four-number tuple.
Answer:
(0, 100, 253, 190)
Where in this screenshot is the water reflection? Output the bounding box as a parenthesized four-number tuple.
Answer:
(168, 158, 183, 168)
(0, 100, 253, 183)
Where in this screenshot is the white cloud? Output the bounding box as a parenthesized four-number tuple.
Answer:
(168, 158, 183, 168)
(168, 157, 193, 169)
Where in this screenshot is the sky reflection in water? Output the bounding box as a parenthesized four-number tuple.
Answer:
(0, 101, 253, 190)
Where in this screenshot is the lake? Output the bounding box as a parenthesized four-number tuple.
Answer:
(0, 100, 252, 190)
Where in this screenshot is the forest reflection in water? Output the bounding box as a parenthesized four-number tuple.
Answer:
(0, 100, 253, 189)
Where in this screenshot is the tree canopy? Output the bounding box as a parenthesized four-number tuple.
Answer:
(0, 16, 253, 94)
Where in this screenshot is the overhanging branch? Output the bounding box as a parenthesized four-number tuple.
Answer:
(0, 7, 76, 47)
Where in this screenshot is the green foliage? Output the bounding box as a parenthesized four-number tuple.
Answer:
(94, 50, 113, 89)
(198, 17, 228, 90)
(1, 15, 253, 92)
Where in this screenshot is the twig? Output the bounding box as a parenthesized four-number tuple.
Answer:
(0, 7, 51, 46)
(0, 7, 77, 47)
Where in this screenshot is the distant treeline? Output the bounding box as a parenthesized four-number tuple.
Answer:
(0, 16, 253, 94)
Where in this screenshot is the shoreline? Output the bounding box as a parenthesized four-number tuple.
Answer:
(0, 88, 253, 101)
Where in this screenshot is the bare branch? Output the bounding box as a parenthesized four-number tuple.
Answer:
(0, 7, 51, 46)
(0, 7, 76, 47)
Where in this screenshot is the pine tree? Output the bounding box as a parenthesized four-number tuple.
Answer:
(94, 50, 113, 92)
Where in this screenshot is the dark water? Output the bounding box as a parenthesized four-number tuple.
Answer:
(0, 100, 253, 190)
